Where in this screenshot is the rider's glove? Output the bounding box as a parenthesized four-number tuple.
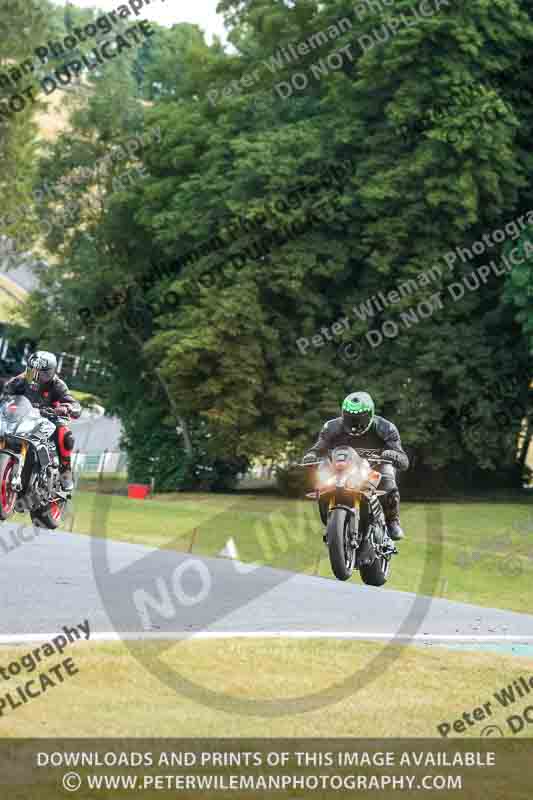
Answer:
(381, 449, 409, 470)
(54, 404, 71, 417)
(302, 452, 318, 465)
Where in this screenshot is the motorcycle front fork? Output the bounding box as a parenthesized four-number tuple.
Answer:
(10, 455, 25, 493)
(321, 505, 361, 547)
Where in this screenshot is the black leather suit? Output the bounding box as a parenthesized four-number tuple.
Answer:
(306, 415, 409, 526)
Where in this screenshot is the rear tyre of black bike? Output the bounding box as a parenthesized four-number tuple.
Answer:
(359, 554, 390, 587)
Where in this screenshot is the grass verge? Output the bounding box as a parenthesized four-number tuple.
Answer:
(1, 638, 532, 738)
(67, 492, 533, 613)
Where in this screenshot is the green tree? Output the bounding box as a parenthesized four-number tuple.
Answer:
(24, 0, 533, 492)
(0, 0, 55, 243)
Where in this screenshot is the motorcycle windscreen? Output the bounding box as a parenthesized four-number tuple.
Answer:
(0, 395, 41, 436)
(331, 446, 370, 489)
(331, 446, 359, 471)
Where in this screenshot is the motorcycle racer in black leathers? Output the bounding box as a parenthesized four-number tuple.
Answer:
(1, 351, 81, 492)
(302, 391, 409, 540)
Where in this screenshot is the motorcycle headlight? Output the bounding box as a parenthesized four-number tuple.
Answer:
(317, 465, 335, 487)
(346, 462, 370, 489)
(0, 419, 17, 434)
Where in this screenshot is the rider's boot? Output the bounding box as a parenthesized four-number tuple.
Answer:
(383, 489, 405, 541)
(60, 459, 74, 492)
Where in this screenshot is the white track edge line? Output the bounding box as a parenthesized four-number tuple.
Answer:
(0, 632, 532, 645)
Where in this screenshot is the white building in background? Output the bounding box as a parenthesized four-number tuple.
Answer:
(72, 450, 125, 474)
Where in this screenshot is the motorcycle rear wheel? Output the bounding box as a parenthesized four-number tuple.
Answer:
(0, 453, 17, 521)
(31, 499, 65, 530)
(327, 508, 355, 581)
(360, 555, 390, 587)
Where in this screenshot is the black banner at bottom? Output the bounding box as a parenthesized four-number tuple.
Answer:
(0, 738, 531, 799)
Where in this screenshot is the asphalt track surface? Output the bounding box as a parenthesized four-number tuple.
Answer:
(1, 524, 532, 653)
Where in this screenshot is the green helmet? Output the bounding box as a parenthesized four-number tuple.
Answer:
(341, 391, 375, 436)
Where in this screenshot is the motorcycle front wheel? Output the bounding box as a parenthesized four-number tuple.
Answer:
(0, 453, 17, 521)
(327, 508, 355, 581)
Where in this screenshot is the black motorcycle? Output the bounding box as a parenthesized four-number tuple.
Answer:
(0, 395, 71, 529)
(303, 446, 398, 585)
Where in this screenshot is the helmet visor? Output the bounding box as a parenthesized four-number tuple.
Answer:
(25, 366, 40, 388)
(25, 366, 52, 387)
(343, 410, 372, 435)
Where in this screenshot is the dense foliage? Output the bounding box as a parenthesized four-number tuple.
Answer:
(15, 0, 533, 491)
(0, 0, 53, 242)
